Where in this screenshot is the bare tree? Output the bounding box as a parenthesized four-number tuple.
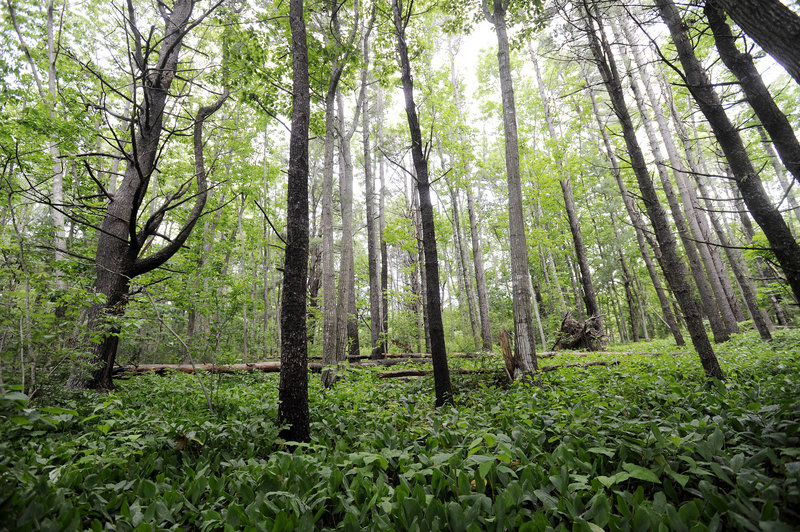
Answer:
(68, 0, 228, 390)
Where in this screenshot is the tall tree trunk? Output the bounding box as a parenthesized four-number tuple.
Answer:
(714, 0, 800, 87)
(319, 0, 360, 384)
(393, 0, 452, 406)
(584, 3, 723, 378)
(584, 68, 684, 345)
(631, 266, 651, 341)
(320, 74, 340, 384)
(466, 188, 493, 350)
(238, 195, 249, 363)
(262, 127, 274, 359)
(562, 178, 601, 327)
(278, 0, 311, 443)
(362, 29, 383, 359)
(46, 1, 67, 318)
(624, 46, 734, 341)
(705, 1, 800, 188)
(330, 90, 356, 379)
(664, 92, 773, 338)
(611, 211, 640, 342)
(448, 183, 481, 349)
(621, 20, 744, 328)
(413, 182, 431, 353)
(306, 242, 322, 344)
(657, 0, 800, 304)
(483, 0, 538, 377)
(448, 50, 493, 350)
(8, 0, 67, 318)
(695, 177, 774, 339)
(378, 86, 389, 355)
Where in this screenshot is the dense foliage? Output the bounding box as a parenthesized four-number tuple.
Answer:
(2, 331, 799, 530)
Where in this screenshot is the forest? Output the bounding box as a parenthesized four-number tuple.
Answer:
(1, 0, 799, 529)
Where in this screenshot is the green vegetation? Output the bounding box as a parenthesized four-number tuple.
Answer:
(2, 331, 799, 530)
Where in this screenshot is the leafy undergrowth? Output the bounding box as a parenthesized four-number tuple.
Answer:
(1, 330, 799, 531)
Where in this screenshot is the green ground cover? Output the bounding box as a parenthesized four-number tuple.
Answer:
(1, 330, 799, 531)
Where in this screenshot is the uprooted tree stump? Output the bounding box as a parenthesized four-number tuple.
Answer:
(552, 311, 605, 351)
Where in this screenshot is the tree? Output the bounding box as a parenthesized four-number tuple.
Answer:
(582, 1, 724, 379)
(278, 0, 312, 443)
(656, 0, 800, 304)
(705, 0, 800, 187)
(392, 0, 452, 406)
(446, 43, 493, 351)
(712, 0, 800, 87)
(361, 10, 383, 358)
(319, 0, 360, 387)
(482, 0, 539, 378)
(6, 0, 67, 317)
(621, 35, 734, 342)
(68, 0, 228, 390)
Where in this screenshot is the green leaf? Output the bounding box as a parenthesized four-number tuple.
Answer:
(666, 468, 689, 488)
(587, 447, 615, 458)
(597, 471, 630, 488)
(622, 463, 661, 484)
(708, 428, 724, 454)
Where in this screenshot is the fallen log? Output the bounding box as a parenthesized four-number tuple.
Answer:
(350, 357, 432, 367)
(113, 361, 323, 376)
(377, 368, 497, 378)
(540, 361, 620, 372)
(379, 352, 496, 359)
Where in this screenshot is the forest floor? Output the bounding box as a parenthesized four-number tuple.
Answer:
(1, 330, 799, 530)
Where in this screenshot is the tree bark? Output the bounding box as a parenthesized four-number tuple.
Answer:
(466, 188, 493, 350)
(714, 0, 800, 87)
(657, 0, 800, 304)
(393, 0, 452, 406)
(620, 20, 744, 330)
(319, 66, 340, 386)
(278, 0, 311, 443)
(695, 177, 774, 339)
(378, 86, 389, 356)
(319, 0, 360, 387)
(610, 211, 640, 342)
(411, 184, 431, 353)
(584, 4, 723, 379)
(665, 89, 775, 340)
(483, 0, 539, 377)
